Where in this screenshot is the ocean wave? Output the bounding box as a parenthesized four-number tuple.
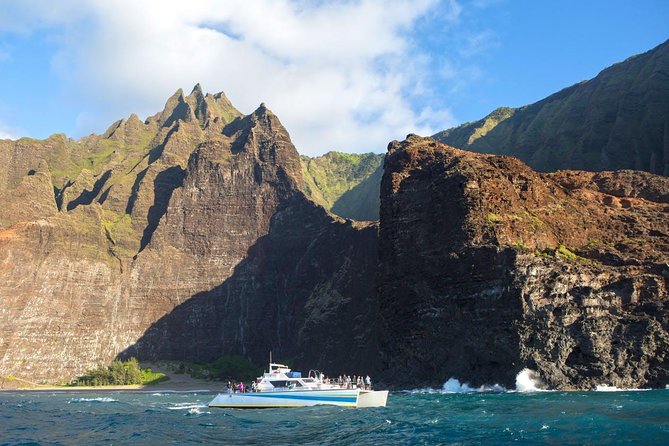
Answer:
(167, 403, 209, 411)
(405, 378, 507, 394)
(186, 407, 211, 415)
(68, 397, 118, 403)
(405, 368, 546, 394)
(405, 369, 662, 394)
(594, 384, 651, 392)
(514, 368, 547, 392)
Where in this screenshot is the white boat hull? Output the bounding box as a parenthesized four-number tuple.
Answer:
(208, 389, 388, 409)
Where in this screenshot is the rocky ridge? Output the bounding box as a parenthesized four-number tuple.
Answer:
(378, 135, 669, 389)
(434, 39, 669, 176)
(0, 86, 378, 381)
(1, 80, 668, 391)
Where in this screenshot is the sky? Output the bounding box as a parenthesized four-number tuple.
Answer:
(0, 0, 667, 156)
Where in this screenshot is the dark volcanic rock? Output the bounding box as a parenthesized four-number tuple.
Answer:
(378, 135, 669, 390)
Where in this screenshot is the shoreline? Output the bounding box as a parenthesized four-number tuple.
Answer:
(0, 371, 222, 393)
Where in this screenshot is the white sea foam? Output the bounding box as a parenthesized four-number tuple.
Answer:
(594, 384, 650, 392)
(68, 397, 117, 403)
(168, 403, 208, 411)
(442, 378, 506, 393)
(406, 378, 506, 394)
(515, 368, 546, 392)
(406, 368, 553, 393)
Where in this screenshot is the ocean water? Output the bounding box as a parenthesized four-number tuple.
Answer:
(1, 387, 668, 445)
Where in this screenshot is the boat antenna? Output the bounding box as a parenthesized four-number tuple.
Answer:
(269, 351, 272, 371)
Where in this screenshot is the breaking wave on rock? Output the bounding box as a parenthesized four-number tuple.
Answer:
(406, 368, 547, 394)
(405, 377, 507, 394)
(515, 368, 547, 392)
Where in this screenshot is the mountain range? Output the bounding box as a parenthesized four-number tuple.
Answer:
(434, 39, 669, 175)
(0, 41, 668, 389)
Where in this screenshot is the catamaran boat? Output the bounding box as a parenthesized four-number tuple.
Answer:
(208, 362, 388, 409)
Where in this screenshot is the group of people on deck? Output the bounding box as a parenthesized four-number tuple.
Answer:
(226, 380, 257, 393)
(335, 374, 372, 390)
(225, 374, 373, 393)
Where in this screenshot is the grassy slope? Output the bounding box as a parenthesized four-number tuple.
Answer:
(433, 39, 669, 175)
(300, 151, 384, 221)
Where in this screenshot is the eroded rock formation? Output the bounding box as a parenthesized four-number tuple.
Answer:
(0, 87, 378, 381)
(378, 135, 669, 389)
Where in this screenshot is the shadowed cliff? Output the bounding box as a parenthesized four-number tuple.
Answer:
(378, 135, 669, 390)
(118, 196, 379, 374)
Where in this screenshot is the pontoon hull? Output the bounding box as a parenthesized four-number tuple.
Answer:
(208, 389, 388, 408)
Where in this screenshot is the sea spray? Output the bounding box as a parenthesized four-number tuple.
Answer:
(407, 369, 548, 394)
(406, 378, 506, 394)
(515, 368, 546, 392)
(442, 378, 506, 393)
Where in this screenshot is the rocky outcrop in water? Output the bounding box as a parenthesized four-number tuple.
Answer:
(0, 87, 378, 381)
(378, 135, 669, 389)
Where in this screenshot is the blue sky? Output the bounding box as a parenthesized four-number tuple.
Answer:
(0, 0, 667, 155)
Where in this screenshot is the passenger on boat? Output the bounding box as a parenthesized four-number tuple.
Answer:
(366, 375, 371, 390)
(227, 381, 232, 394)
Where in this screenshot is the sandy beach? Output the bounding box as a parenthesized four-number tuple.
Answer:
(0, 369, 221, 392)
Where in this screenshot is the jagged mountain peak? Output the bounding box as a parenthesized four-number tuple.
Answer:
(190, 83, 204, 96)
(147, 84, 243, 130)
(219, 102, 303, 189)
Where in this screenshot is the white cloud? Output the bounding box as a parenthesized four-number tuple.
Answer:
(0, 122, 17, 140)
(0, 0, 462, 155)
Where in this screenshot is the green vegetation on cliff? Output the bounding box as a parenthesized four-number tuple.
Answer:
(163, 355, 263, 382)
(434, 39, 669, 176)
(71, 358, 168, 386)
(300, 151, 384, 221)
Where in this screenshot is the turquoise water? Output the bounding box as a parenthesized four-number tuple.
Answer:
(1, 389, 668, 444)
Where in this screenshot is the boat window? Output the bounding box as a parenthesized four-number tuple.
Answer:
(302, 378, 315, 383)
(270, 380, 289, 387)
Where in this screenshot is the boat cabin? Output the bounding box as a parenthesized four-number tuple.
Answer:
(256, 363, 324, 391)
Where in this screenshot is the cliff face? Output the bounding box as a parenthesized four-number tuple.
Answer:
(378, 135, 669, 389)
(434, 39, 669, 176)
(0, 87, 378, 381)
